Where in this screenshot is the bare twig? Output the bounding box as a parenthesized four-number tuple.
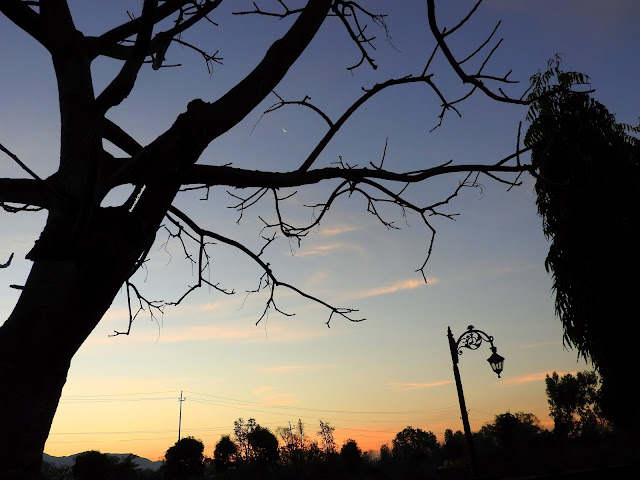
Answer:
(110, 281, 164, 337)
(0, 141, 42, 181)
(426, 0, 529, 105)
(1, 252, 14, 269)
(165, 204, 365, 327)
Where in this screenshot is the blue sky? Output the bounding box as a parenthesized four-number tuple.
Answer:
(1, 0, 638, 459)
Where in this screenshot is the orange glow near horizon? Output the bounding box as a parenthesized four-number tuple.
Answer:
(44, 400, 558, 461)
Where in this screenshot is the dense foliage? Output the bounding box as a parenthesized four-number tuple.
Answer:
(545, 371, 603, 440)
(525, 56, 639, 434)
(163, 437, 205, 480)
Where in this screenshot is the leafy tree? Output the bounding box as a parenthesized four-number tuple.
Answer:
(112, 455, 143, 480)
(478, 411, 543, 450)
(474, 411, 549, 477)
(247, 425, 280, 467)
(233, 417, 257, 461)
(274, 425, 297, 461)
(306, 441, 325, 463)
(545, 370, 605, 439)
(213, 434, 238, 473)
(525, 56, 639, 435)
(340, 439, 363, 470)
(72, 451, 115, 480)
(70, 451, 141, 480)
(0, 2, 544, 477)
(391, 426, 439, 464)
(296, 419, 308, 450)
(442, 429, 465, 464)
(379, 443, 392, 465)
(317, 420, 337, 454)
(164, 436, 205, 480)
(40, 461, 72, 480)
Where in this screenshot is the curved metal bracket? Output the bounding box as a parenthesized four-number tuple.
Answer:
(454, 325, 496, 357)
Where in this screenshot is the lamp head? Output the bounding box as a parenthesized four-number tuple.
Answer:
(487, 347, 505, 378)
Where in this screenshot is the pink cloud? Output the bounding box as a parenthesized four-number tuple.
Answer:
(501, 370, 576, 386)
(357, 277, 438, 298)
(389, 380, 453, 391)
(259, 364, 335, 373)
(319, 225, 359, 236)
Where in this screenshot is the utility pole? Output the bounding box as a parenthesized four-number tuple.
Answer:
(178, 391, 186, 441)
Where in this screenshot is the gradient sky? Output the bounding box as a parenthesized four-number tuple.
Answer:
(1, 0, 638, 461)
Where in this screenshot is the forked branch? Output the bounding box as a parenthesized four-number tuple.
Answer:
(426, 0, 529, 105)
(165, 205, 365, 326)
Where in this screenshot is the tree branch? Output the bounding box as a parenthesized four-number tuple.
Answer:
(90, 0, 223, 67)
(1, 253, 14, 269)
(166, 205, 364, 326)
(0, 141, 43, 181)
(95, 0, 158, 113)
(179, 153, 533, 189)
(93, 0, 189, 51)
(0, 178, 52, 209)
(102, 118, 144, 156)
(0, 0, 48, 48)
(107, 0, 333, 191)
(426, 0, 528, 105)
(296, 75, 440, 173)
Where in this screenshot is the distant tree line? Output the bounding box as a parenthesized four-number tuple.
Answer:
(40, 371, 631, 480)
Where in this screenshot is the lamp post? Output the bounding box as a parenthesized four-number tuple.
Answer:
(448, 325, 505, 477)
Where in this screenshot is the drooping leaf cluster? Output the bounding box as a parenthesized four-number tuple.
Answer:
(524, 58, 639, 426)
(525, 57, 639, 434)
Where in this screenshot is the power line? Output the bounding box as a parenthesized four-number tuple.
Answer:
(185, 390, 459, 415)
(57, 389, 463, 419)
(60, 390, 175, 399)
(48, 389, 494, 447)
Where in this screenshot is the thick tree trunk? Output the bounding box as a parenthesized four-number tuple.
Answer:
(0, 257, 129, 479)
(0, 4, 333, 477)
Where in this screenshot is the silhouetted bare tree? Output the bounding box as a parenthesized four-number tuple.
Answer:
(0, 2, 546, 478)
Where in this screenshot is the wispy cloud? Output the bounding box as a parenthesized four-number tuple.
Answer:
(258, 364, 335, 373)
(501, 370, 576, 386)
(87, 322, 338, 345)
(356, 277, 438, 298)
(389, 380, 453, 391)
(293, 242, 368, 258)
(294, 243, 347, 256)
(252, 386, 297, 405)
(252, 385, 277, 395)
(319, 225, 359, 236)
(304, 269, 332, 288)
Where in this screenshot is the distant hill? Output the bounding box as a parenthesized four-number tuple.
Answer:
(43, 452, 163, 471)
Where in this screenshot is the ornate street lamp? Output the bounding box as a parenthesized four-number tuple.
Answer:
(447, 325, 504, 476)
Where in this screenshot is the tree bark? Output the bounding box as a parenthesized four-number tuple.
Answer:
(0, 255, 131, 479)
